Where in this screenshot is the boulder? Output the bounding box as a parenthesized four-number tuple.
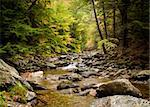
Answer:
(0, 59, 33, 91)
(95, 79, 142, 98)
(90, 95, 150, 107)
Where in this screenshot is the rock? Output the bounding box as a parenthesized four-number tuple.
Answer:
(79, 78, 100, 89)
(0, 59, 33, 91)
(81, 84, 95, 91)
(113, 68, 127, 76)
(46, 74, 59, 81)
(76, 89, 90, 96)
(26, 91, 36, 101)
(45, 63, 56, 69)
(55, 60, 69, 67)
(27, 99, 37, 107)
(28, 81, 47, 90)
(32, 71, 43, 78)
(90, 95, 150, 107)
(89, 89, 97, 97)
(61, 63, 78, 71)
(60, 88, 80, 94)
(95, 79, 142, 98)
(22, 71, 44, 83)
(79, 71, 99, 78)
(59, 73, 82, 82)
(133, 70, 150, 81)
(74, 67, 89, 73)
(7, 101, 32, 107)
(57, 81, 79, 90)
(46, 57, 58, 62)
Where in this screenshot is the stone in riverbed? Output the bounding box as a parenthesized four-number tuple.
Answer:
(95, 79, 142, 98)
(79, 71, 100, 78)
(26, 91, 37, 102)
(59, 73, 82, 82)
(133, 70, 150, 81)
(21, 71, 44, 83)
(57, 81, 79, 90)
(90, 95, 150, 107)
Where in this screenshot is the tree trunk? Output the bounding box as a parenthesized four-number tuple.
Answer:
(118, 0, 130, 48)
(91, 0, 107, 54)
(112, 0, 116, 38)
(102, 0, 108, 39)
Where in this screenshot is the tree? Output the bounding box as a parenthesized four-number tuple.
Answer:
(118, 0, 130, 47)
(112, 0, 116, 38)
(101, 0, 108, 39)
(91, 0, 107, 54)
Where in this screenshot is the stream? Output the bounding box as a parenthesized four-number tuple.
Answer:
(19, 51, 150, 107)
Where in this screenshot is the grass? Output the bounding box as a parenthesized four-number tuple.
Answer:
(0, 91, 6, 107)
(8, 82, 27, 103)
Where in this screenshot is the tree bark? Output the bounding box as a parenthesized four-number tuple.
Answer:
(91, 0, 107, 54)
(102, 0, 108, 39)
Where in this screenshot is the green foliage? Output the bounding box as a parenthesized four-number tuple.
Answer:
(0, 91, 6, 106)
(1, 0, 93, 58)
(98, 39, 117, 50)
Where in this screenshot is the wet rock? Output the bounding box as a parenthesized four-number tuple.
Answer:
(95, 79, 142, 98)
(28, 81, 47, 90)
(80, 78, 100, 89)
(90, 95, 150, 107)
(26, 91, 36, 102)
(76, 89, 90, 96)
(61, 63, 78, 71)
(81, 84, 95, 91)
(59, 73, 82, 82)
(57, 81, 79, 90)
(133, 70, 150, 81)
(60, 88, 80, 94)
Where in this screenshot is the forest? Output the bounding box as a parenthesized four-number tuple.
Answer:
(0, 0, 149, 107)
